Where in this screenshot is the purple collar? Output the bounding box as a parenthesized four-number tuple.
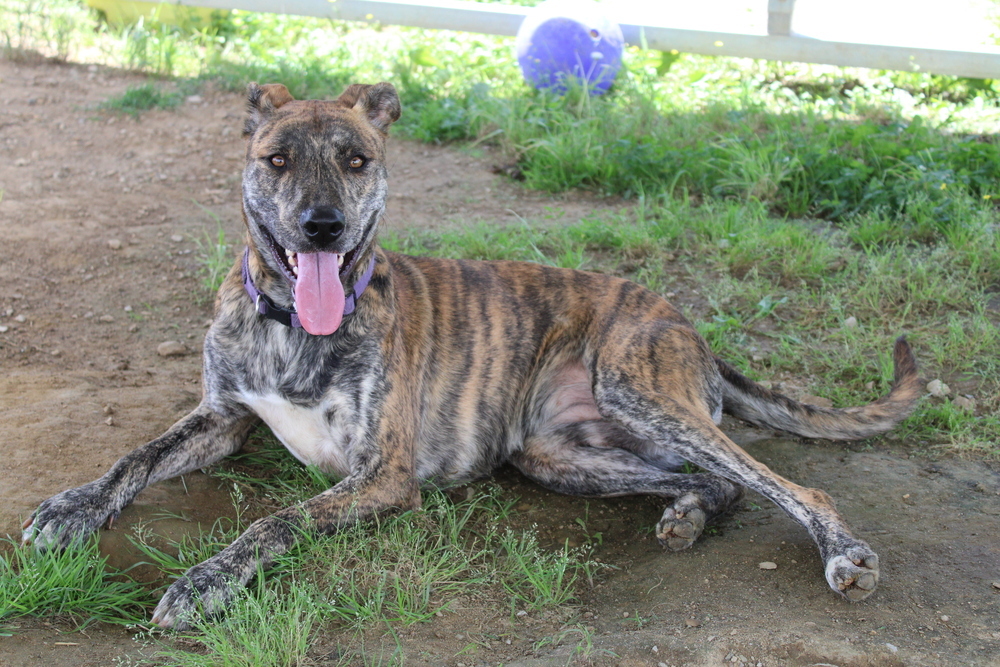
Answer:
(242, 248, 376, 330)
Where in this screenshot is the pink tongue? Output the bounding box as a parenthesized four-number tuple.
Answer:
(294, 252, 345, 335)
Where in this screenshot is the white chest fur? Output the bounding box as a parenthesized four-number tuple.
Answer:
(241, 391, 355, 478)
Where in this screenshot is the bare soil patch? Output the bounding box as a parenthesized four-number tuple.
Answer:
(1, 59, 999, 667)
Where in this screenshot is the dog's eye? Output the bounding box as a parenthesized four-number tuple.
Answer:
(349, 156, 365, 170)
(270, 155, 286, 168)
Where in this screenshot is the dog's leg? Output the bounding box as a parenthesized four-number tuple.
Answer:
(150, 380, 422, 630)
(150, 459, 420, 630)
(511, 422, 743, 551)
(593, 367, 880, 601)
(23, 405, 258, 550)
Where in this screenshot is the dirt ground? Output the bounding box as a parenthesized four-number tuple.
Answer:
(1, 58, 999, 667)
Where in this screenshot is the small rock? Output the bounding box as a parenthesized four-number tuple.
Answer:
(516, 610, 527, 617)
(14, 314, 26, 323)
(953, 396, 976, 412)
(926, 379, 950, 397)
(659, 663, 668, 667)
(124, 305, 133, 312)
(623, 611, 629, 618)
(157, 341, 187, 357)
(170, 234, 184, 243)
(992, 581, 1000, 590)
(652, 645, 659, 653)
(717, 238, 730, 249)
(685, 618, 701, 627)
(14, 158, 29, 167)
(940, 615, 950, 622)
(886, 643, 898, 654)
(98, 315, 114, 323)
(103, 405, 115, 415)
(865, 381, 875, 391)
(0, 326, 8, 333)
(107, 239, 122, 250)
(759, 561, 778, 570)
(129, 324, 139, 333)
(843, 316, 858, 328)
(186, 94, 203, 104)
(50, 349, 61, 356)
(800, 395, 833, 408)
(752, 354, 763, 362)
(105, 416, 114, 426)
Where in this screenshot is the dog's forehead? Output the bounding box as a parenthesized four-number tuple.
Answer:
(251, 100, 383, 155)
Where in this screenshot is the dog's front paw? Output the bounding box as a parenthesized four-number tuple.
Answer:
(656, 495, 707, 551)
(22, 482, 118, 551)
(151, 559, 239, 631)
(825, 544, 879, 601)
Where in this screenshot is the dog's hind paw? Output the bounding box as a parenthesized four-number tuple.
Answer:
(656, 495, 707, 551)
(825, 546, 879, 602)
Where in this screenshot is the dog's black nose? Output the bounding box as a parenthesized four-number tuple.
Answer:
(299, 207, 346, 246)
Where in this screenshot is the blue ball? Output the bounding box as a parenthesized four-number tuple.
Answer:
(515, 0, 624, 95)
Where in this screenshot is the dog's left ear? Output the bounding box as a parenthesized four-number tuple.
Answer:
(244, 83, 295, 137)
(337, 82, 401, 134)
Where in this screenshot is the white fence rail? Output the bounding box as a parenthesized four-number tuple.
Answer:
(169, 0, 1000, 79)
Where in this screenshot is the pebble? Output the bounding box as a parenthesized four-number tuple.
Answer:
(926, 379, 950, 397)
(515, 610, 527, 617)
(992, 581, 1000, 590)
(886, 643, 898, 654)
(685, 618, 701, 627)
(953, 396, 976, 412)
(171, 234, 184, 243)
(186, 95, 204, 104)
(51, 349, 61, 356)
(843, 316, 858, 328)
(157, 341, 187, 357)
(759, 561, 778, 570)
(940, 615, 950, 622)
(14, 314, 26, 323)
(105, 416, 114, 426)
(0, 326, 7, 333)
(124, 305, 133, 312)
(14, 158, 29, 167)
(98, 315, 114, 323)
(107, 239, 122, 250)
(800, 395, 832, 408)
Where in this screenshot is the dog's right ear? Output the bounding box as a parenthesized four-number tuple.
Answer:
(243, 83, 295, 137)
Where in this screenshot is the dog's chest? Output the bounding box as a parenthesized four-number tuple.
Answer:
(241, 391, 357, 478)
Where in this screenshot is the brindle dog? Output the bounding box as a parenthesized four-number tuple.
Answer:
(23, 82, 922, 629)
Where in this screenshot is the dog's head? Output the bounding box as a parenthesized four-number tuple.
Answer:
(241, 82, 400, 335)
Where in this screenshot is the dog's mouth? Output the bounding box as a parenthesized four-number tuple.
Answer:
(259, 225, 362, 336)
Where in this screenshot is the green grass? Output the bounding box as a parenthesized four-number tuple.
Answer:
(0, 536, 148, 628)
(5, 0, 999, 230)
(98, 83, 181, 117)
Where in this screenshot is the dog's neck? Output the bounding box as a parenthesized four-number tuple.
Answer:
(242, 245, 377, 331)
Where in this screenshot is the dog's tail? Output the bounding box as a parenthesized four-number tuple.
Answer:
(715, 337, 922, 440)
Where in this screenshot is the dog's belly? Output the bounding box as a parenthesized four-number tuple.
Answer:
(241, 392, 353, 478)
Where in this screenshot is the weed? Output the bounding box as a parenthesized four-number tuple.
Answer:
(0, 536, 148, 627)
(99, 83, 181, 117)
(192, 204, 235, 298)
